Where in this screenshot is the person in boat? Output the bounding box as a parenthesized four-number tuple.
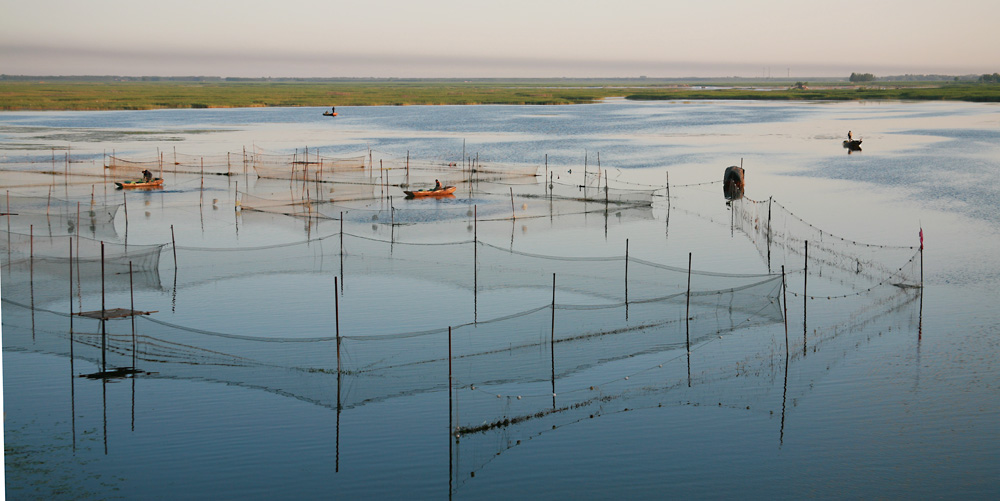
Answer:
(434, 179, 442, 190)
(142, 169, 153, 183)
(848, 130, 853, 141)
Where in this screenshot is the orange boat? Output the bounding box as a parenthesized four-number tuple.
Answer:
(115, 178, 164, 189)
(404, 186, 456, 198)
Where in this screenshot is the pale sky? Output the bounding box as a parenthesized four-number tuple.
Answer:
(2, 0, 998, 78)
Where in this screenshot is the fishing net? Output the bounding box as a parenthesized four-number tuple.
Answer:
(1, 149, 925, 491)
(3, 195, 120, 241)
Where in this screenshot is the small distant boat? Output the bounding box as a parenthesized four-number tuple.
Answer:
(115, 178, 164, 189)
(404, 186, 456, 198)
(843, 139, 862, 148)
(323, 107, 338, 117)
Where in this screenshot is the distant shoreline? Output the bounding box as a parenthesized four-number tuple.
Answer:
(2, 80, 998, 111)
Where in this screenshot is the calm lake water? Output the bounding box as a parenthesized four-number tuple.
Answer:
(3, 99, 1000, 498)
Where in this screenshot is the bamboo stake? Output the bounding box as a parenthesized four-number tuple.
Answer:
(686, 252, 692, 351)
(782, 265, 789, 354)
(803, 241, 808, 356)
(335, 276, 341, 375)
(171, 225, 177, 271)
(510, 187, 515, 220)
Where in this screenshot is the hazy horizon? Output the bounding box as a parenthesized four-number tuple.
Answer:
(3, 1, 998, 80)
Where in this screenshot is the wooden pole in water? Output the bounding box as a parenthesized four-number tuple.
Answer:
(686, 252, 692, 351)
(340, 212, 344, 286)
(782, 265, 789, 354)
(101, 241, 106, 372)
(69, 238, 73, 337)
(510, 187, 515, 220)
(170, 224, 177, 271)
(123, 191, 128, 234)
(625, 239, 629, 306)
(544, 154, 548, 194)
(767, 197, 773, 273)
(803, 241, 808, 355)
(448, 325, 453, 435)
(474, 205, 478, 323)
(5, 191, 9, 271)
(335, 276, 341, 375)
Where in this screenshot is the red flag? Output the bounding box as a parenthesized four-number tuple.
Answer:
(919, 228, 924, 249)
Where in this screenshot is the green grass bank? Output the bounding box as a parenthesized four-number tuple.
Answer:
(2, 80, 999, 111)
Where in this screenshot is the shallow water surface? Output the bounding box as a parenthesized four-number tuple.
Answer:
(3, 100, 999, 498)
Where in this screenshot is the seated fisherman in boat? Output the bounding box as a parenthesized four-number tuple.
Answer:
(142, 169, 153, 183)
(434, 179, 442, 190)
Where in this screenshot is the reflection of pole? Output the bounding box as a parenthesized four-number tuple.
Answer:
(780, 340, 789, 446)
(335, 277, 341, 375)
(102, 377, 108, 455)
(130, 261, 136, 369)
(551, 274, 556, 409)
(624, 239, 629, 306)
(336, 360, 342, 473)
(686, 252, 692, 387)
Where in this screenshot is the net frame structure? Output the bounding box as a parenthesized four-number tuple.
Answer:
(2, 155, 925, 489)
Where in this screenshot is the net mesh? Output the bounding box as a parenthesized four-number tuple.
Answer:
(2, 151, 924, 488)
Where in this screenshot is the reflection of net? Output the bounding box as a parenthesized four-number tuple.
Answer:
(3, 195, 120, 241)
(240, 178, 656, 224)
(732, 193, 920, 295)
(449, 286, 920, 490)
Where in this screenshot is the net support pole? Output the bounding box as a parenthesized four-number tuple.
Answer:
(510, 187, 515, 220)
(170, 225, 177, 271)
(474, 205, 478, 323)
(685, 252, 692, 351)
(448, 325, 453, 435)
(624, 239, 629, 307)
(803, 241, 808, 356)
(340, 213, 344, 287)
(767, 197, 773, 272)
(782, 265, 789, 355)
(101, 241, 106, 372)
